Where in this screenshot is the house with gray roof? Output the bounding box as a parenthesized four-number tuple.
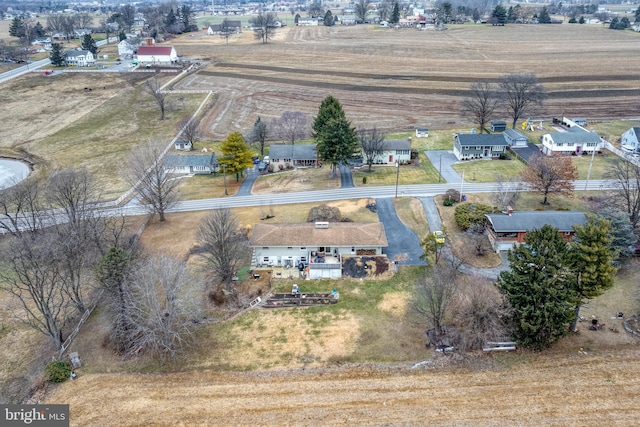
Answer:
(269, 144, 318, 170)
(484, 210, 587, 252)
(620, 127, 640, 153)
(249, 222, 388, 279)
(164, 153, 218, 174)
(370, 139, 412, 165)
(541, 124, 603, 156)
(503, 129, 528, 148)
(453, 133, 508, 161)
(65, 49, 95, 67)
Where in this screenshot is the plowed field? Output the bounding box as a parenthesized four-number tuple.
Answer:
(173, 24, 640, 140)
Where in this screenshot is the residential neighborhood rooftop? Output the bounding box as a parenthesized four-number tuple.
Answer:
(485, 211, 587, 233)
(249, 222, 388, 247)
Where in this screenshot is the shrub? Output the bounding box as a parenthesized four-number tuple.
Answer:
(46, 360, 72, 383)
(362, 176, 367, 184)
(445, 189, 460, 202)
(499, 153, 507, 160)
(443, 198, 455, 206)
(454, 202, 493, 230)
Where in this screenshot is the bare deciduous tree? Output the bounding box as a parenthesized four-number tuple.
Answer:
(359, 127, 386, 171)
(249, 12, 278, 44)
(450, 278, 512, 351)
(413, 263, 459, 345)
(146, 76, 167, 120)
(117, 254, 203, 360)
(354, 0, 372, 23)
(500, 73, 547, 129)
(492, 173, 522, 211)
(273, 111, 309, 145)
(0, 233, 72, 350)
(604, 157, 640, 229)
(460, 81, 500, 133)
(177, 115, 200, 147)
(197, 208, 249, 298)
(464, 224, 492, 256)
(521, 153, 577, 205)
(0, 178, 45, 238)
(123, 139, 181, 222)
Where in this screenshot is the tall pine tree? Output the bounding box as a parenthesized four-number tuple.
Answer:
(568, 215, 616, 331)
(81, 34, 98, 55)
(312, 96, 358, 175)
(49, 43, 66, 67)
(498, 225, 576, 349)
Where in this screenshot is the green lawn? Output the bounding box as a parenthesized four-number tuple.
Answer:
(451, 158, 525, 182)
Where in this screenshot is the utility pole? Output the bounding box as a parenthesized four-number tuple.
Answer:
(223, 164, 228, 195)
(395, 160, 400, 198)
(439, 154, 442, 183)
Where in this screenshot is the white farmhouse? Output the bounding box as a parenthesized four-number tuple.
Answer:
(621, 127, 640, 153)
(65, 49, 95, 67)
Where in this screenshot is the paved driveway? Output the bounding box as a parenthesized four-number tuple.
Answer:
(338, 164, 354, 188)
(376, 198, 426, 266)
(424, 150, 462, 183)
(235, 167, 258, 196)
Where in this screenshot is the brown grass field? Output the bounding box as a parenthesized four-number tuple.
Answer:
(2, 21, 640, 424)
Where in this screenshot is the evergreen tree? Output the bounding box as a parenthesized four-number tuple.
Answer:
(313, 96, 358, 175)
(219, 132, 255, 181)
(119, 31, 127, 42)
(49, 43, 66, 67)
(568, 215, 617, 331)
(324, 10, 334, 26)
(491, 5, 507, 25)
(579, 16, 585, 24)
(498, 225, 576, 350)
(81, 34, 98, 55)
(390, 2, 400, 24)
(538, 7, 551, 23)
(9, 17, 25, 38)
(31, 22, 46, 38)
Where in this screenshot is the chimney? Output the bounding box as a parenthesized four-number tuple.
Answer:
(506, 206, 513, 216)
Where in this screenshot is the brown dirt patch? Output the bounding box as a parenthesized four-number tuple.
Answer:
(377, 292, 410, 317)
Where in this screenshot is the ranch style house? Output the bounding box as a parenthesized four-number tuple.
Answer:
(453, 133, 508, 161)
(164, 153, 218, 174)
(269, 144, 318, 170)
(249, 222, 388, 279)
(484, 210, 587, 252)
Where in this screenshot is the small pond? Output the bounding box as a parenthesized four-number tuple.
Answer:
(0, 158, 30, 190)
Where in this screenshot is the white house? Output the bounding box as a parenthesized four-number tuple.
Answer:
(65, 50, 95, 67)
(249, 222, 388, 279)
(364, 139, 412, 165)
(117, 39, 136, 57)
(164, 153, 218, 174)
(136, 45, 178, 64)
(297, 18, 319, 26)
(541, 126, 603, 155)
(621, 127, 640, 153)
(269, 144, 318, 170)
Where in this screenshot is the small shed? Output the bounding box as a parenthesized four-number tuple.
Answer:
(415, 128, 429, 138)
(174, 140, 193, 151)
(490, 121, 507, 132)
(572, 118, 587, 126)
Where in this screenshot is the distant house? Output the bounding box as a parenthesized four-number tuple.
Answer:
(174, 140, 193, 151)
(485, 210, 587, 252)
(341, 15, 357, 25)
(65, 50, 95, 67)
(269, 144, 318, 170)
(117, 39, 136, 57)
(540, 127, 603, 155)
(453, 133, 508, 161)
(164, 153, 218, 174)
(415, 128, 429, 138)
(365, 139, 412, 165)
(297, 18, 319, 26)
(503, 129, 528, 148)
(73, 28, 92, 38)
(207, 20, 242, 35)
(249, 222, 388, 279)
(620, 127, 640, 153)
(136, 45, 178, 64)
(490, 121, 507, 132)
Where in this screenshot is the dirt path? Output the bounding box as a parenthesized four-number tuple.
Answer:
(46, 346, 640, 426)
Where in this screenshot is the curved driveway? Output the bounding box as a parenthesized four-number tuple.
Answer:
(376, 198, 426, 266)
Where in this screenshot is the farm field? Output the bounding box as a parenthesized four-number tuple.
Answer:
(2, 19, 640, 425)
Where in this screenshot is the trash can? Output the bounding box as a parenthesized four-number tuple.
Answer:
(462, 195, 467, 201)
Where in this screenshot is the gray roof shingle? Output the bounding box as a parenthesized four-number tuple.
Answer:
(269, 144, 317, 160)
(485, 211, 586, 233)
(164, 153, 217, 168)
(249, 222, 388, 247)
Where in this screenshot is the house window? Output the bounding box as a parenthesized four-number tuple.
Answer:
(263, 256, 269, 262)
(287, 247, 292, 249)
(351, 247, 355, 253)
(284, 158, 291, 162)
(262, 247, 269, 249)
(300, 247, 306, 250)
